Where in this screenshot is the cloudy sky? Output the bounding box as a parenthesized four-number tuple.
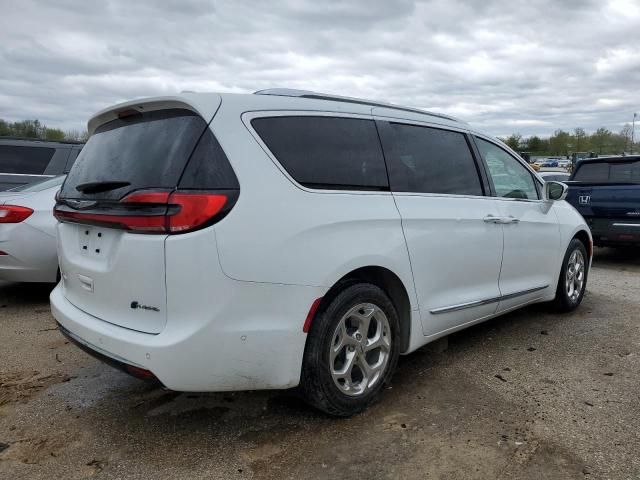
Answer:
(1, 0, 638, 137)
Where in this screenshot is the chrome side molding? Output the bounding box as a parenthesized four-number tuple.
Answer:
(430, 285, 549, 314)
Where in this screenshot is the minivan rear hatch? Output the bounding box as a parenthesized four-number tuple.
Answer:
(55, 105, 238, 334)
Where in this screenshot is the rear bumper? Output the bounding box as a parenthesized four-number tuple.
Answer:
(57, 321, 162, 384)
(50, 280, 325, 392)
(586, 217, 640, 246)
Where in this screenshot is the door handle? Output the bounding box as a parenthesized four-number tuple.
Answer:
(484, 215, 520, 224)
(483, 215, 502, 223)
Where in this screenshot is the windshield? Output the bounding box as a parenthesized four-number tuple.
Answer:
(8, 175, 66, 192)
(573, 160, 640, 183)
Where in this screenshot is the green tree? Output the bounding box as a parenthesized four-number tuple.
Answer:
(44, 128, 66, 140)
(504, 133, 522, 151)
(573, 128, 588, 152)
(620, 124, 633, 152)
(549, 129, 571, 156)
(527, 135, 544, 152)
(0, 119, 10, 136)
(590, 127, 613, 154)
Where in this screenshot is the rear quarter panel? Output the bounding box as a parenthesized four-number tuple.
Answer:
(208, 106, 418, 310)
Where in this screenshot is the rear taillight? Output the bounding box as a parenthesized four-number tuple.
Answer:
(0, 205, 34, 223)
(53, 190, 233, 234)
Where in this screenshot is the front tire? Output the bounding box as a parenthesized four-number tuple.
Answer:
(552, 238, 588, 312)
(300, 283, 400, 417)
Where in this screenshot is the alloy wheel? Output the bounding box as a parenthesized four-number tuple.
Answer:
(565, 249, 585, 302)
(329, 303, 391, 397)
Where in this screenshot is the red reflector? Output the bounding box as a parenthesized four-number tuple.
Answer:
(0, 205, 34, 223)
(125, 365, 156, 379)
(303, 298, 323, 333)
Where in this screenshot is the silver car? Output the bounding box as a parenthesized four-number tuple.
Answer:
(0, 175, 64, 282)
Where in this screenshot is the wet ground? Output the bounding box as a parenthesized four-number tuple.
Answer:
(0, 248, 639, 479)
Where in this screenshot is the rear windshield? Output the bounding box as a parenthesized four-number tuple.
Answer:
(0, 145, 55, 174)
(60, 109, 208, 200)
(573, 160, 640, 183)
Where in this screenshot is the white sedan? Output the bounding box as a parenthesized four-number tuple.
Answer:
(0, 176, 64, 283)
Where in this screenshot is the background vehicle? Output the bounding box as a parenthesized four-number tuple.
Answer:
(566, 155, 640, 247)
(0, 137, 82, 191)
(570, 151, 596, 170)
(0, 175, 65, 282)
(539, 172, 570, 182)
(51, 90, 591, 416)
(542, 159, 559, 168)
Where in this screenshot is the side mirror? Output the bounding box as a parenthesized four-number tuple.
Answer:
(544, 181, 568, 201)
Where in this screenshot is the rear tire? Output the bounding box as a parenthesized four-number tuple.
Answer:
(552, 238, 588, 312)
(300, 283, 400, 417)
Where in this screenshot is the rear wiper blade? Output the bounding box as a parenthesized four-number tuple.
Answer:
(75, 181, 131, 194)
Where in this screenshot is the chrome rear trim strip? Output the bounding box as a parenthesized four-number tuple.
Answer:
(430, 285, 549, 314)
(613, 223, 640, 228)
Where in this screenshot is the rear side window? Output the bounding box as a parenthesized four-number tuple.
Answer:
(179, 128, 239, 189)
(251, 116, 388, 190)
(379, 122, 483, 195)
(61, 109, 208, 200)
(574, 161, 640, 183)
(0, 145, 55, 174)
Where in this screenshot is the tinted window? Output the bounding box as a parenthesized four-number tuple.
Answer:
(252, 116, 388, 190)
(381, 123, 483, 195)
(476, 138, 539, 200)
(574, 160, 640, 183)
(572, 162, 609, 182)
(0, 145, 55, 174)
(61, 109, 208, 200)
(610, 161, 640, 183)
(541, 174, 570, 182)
(179, 128, 239, 189)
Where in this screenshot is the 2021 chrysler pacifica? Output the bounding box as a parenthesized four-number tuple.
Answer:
(51, 89, 591, 416)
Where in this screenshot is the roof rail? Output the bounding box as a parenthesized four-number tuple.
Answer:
(253, 88, 463, 123)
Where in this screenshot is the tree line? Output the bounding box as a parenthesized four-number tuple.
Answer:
(499, 124, 637, 157)
(0, 118, 88, 142)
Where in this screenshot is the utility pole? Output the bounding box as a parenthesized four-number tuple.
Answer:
(632, 113, 637, 155)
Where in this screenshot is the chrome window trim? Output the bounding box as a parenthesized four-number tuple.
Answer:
(0, 173, 56, 178)
(430, 285, 549, 314)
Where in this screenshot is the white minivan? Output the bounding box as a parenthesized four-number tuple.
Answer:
(51, 89, 591, 416)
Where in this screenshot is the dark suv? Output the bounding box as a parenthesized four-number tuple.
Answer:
(566, 155, 640, 247)
(0, 138, 83, 191)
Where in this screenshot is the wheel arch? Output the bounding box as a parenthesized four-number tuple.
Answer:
(572, 229, 592, 259)
(316, 266, 413, 353)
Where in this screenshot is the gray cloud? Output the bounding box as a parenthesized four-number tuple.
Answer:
(0, 0, 638, 137)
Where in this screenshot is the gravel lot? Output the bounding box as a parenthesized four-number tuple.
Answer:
(1, 248, 639, 479)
